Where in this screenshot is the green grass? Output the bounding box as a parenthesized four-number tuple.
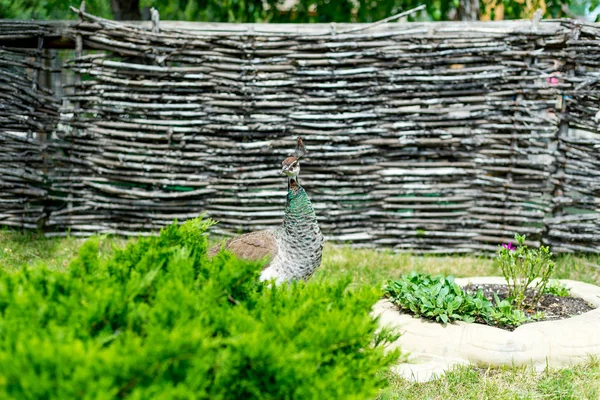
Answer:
(380, 359, 600, 399)
(315, 245, 600, 287)
(2, 228, 600, 399)
(0, 228, 128, 272)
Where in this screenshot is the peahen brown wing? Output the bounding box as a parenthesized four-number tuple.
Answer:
(208, 230, 278, 266)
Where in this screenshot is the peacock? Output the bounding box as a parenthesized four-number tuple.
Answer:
(208, 137, 324, 283)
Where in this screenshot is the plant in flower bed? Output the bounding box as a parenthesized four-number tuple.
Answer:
(385, 272, 528, 328)
(494, 234, 555, 310)
(0, 217, 399, 399)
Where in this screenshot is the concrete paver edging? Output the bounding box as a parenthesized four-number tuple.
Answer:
(373, 277, 600, 382)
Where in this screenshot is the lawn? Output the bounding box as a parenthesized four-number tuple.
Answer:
(1, 228, 600, 399)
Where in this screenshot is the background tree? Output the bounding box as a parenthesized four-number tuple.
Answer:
(112, 0, 141, 19)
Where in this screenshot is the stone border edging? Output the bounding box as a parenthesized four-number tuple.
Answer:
(373, 277, 600, 382)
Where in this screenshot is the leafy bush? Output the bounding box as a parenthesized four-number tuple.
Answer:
(495, 234, 556, 310)
(385, 272, 530, 328)
(0, 217, 398, 399)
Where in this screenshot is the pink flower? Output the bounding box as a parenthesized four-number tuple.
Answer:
(547, 76, 559, 85)
(502, 243, 516, 251)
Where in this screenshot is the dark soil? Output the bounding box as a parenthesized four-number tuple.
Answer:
(463, 283, 595, 330)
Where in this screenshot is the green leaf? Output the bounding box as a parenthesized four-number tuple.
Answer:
(431, 282, 443, 296)
(450, 296, 463, 309)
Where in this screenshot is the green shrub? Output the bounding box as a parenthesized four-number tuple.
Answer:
(495, 234, 556, 310)
(385, 272, 531, 328)
(0, 217, 398, 399)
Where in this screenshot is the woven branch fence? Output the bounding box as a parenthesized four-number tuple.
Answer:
(1, 10, 599, 253)
(0, 21, 59, 229)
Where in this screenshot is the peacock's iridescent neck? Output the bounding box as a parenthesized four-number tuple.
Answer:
(271, 176, 324, 281)
(281, 178, 316, 228)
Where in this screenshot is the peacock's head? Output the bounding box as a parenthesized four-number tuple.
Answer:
(281, 137, 306, 178)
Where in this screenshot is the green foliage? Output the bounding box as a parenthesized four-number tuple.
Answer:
(0, 0, 111, 20)
(501, 0, 571, 20)
(385, 272, 490, 324)
(1, 0, 594, 22)
(141, 0, 272, 22)
(143, 0, 596, 22)
(385, 272, 532, 328)
(544, 280, 570, 297)
(495, 234, 556, 310)
(355, 0, 453, 22)
(0, 217, 398, 399)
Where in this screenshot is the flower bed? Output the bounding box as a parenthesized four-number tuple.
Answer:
(374, 277, 600, 382)
(385, 272, 595, 331)
(375, 235, 600, 381)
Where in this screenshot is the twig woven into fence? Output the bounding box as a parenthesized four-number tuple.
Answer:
(0, 12, 599, 253)
(0, 22, 59, 229)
